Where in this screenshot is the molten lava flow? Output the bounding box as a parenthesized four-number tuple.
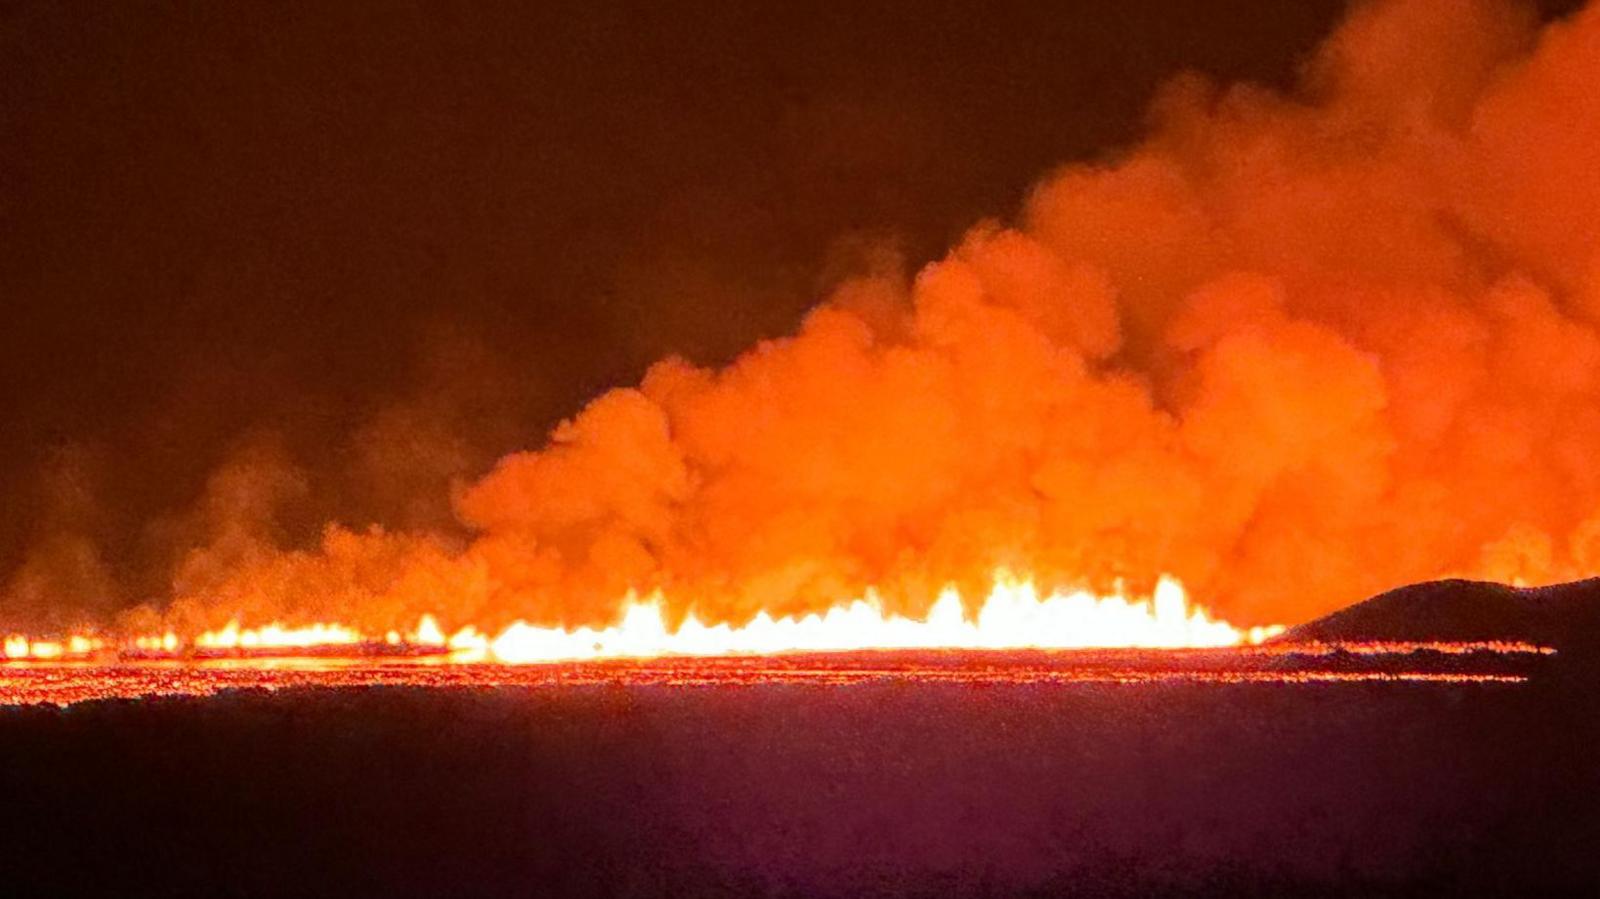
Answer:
(1, 573, 1281, 664)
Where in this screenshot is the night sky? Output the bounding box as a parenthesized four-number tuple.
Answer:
(1, 1, 1577, 605)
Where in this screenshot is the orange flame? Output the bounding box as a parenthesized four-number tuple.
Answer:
(2, 572, 1282, 663)
(461, 574, 1281, 663)
(194, 621, 364, 652)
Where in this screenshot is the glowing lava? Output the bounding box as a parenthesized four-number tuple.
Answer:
(2, 573, 1281, 663)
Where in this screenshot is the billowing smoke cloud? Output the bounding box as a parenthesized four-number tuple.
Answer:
(16, 0, 1600, 636)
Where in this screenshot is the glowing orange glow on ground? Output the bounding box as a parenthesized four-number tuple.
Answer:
(0, 645, 1547, 707)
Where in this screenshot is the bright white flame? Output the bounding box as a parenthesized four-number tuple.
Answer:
(3, 572, 1285, 663)
(414, 614, 447, 646)
(1, 634, 106, 660)
(195, 621, 363, 651)
(472, 574, 1280, 663)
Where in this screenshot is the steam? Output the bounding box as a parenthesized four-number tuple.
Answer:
(12, 0, 1600, 635)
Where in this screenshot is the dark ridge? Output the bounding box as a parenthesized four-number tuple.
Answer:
(1283, 577, 1600, 653)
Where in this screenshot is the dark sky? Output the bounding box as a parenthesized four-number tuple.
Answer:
(0, 0, 1397, 595)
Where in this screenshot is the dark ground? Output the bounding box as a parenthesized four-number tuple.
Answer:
(3, 667, 1598, 897)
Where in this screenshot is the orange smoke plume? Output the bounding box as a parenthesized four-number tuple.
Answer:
(17, 0, 1600, 642)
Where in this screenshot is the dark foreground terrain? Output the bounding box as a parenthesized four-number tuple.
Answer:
(4, 580, 1600, 898)
(1, 676, 1597, 896)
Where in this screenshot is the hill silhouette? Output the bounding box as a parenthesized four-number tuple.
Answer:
(1285, 577, 1600, 654)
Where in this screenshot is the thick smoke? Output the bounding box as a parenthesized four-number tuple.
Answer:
(15, 0, 1600, 636)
